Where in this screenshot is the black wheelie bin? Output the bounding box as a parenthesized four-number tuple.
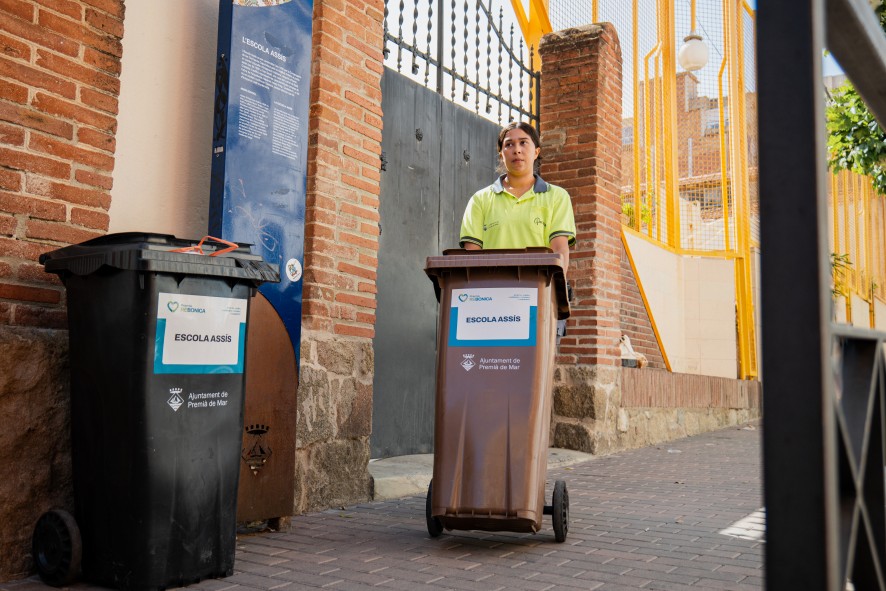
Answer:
(423, 248, 570, 542)
(33, 233, 278, 590)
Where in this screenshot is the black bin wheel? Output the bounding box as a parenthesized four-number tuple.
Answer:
(552, 480, 569, 543)
(426, 480, 443, 538)
(32, 509, 82, 587)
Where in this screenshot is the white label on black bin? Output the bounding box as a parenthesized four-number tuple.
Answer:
(154, 293, 247, 374)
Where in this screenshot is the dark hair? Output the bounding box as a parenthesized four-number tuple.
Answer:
(497, 121, 541, 152)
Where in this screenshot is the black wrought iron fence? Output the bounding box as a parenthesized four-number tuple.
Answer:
(383, 0, 540, 128)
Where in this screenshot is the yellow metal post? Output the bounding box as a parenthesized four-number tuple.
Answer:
(726, 0, 757, 378)
(718, 57, 731, 251)
(655, 49, 664, 241)
(865, 178, 875, 327)
(831, 174, 842, 314)
(881, 193, 886, 302)
(643, 42, 662, 241)
(853, 174, 860, 298)
(661, 0, 681, 249)
(508, 0, 552, 53)
(633, 0, 642, 232)
(843, 172, 852, 323)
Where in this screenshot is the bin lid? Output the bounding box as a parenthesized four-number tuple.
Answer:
(424, 248, 569, 319)
(40, 232, 280, 286)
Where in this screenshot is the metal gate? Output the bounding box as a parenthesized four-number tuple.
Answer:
(370, 69, 501, 458)
(759, 1, 886, 588)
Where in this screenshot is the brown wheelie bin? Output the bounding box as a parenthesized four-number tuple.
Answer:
(423, 248, 570, 542)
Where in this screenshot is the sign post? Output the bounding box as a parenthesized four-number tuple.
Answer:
(210, 0, 313, 524)
(210, 0, 313, 365)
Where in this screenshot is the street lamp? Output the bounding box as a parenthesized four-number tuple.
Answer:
(678, 32, 709, 71)
(678, 0, 708, 72)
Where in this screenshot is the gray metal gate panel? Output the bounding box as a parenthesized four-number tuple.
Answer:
(759, 0, 886, 588)
(438, 98, 502, 251)
(372, 69, 501, 458)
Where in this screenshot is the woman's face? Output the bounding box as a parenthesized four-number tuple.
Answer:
(500, 128, 540, 177)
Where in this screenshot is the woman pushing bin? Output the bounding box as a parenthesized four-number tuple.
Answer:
(424, 122, 574, 542)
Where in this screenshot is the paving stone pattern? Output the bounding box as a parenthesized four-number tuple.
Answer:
(3, 424, 763, 591)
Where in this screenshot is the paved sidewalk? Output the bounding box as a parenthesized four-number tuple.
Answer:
(4, 423, 763, 591)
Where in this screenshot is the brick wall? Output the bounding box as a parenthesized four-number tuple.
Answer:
(621, 366, 761, 409)
(294, 0, 384, 514)
(539, 23, 623, 367)
(0, 0, 124, 580)
(303, 0, 382, 340)
(619, 239, 666, 369)
(0, 0, 123, 328)
(540, 23, 625, 454)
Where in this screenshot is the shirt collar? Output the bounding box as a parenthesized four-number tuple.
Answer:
(493, 174, 550, 194)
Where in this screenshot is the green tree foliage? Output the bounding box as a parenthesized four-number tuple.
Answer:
(825, 3, 886, 194)
(827, 83, 886, 193)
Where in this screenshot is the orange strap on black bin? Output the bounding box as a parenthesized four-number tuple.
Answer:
(170, 236, 239, 257)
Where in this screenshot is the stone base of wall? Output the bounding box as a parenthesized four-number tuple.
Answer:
(0, 326, 71, 581)
(614, 406, 760, 448)
(552, 365, 762, 456)
(551, 365, 622, 454)
(295, 332, 373, 513)
(294, 438, 371, 513)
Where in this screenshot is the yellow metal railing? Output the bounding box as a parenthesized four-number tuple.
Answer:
(830, 169, 886, 327)
(605, 0, 758, 378)
(514, 0, 760, 378)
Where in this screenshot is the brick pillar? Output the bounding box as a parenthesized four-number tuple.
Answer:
(0, 1, 124, 580)
(539, 24, 624, 454)
(295, 0, 384, 513)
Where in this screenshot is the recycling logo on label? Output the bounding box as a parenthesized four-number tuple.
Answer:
(461, 354, 475, 371)
(167, 387, 184, 412)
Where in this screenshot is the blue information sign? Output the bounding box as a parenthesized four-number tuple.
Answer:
(209, 0, 313, 366)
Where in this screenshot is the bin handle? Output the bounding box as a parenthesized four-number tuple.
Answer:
(170, 236, 239, 257)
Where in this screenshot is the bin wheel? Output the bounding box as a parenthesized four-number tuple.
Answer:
(552, 480, 569, 543)
(32, 509, 82, 587)
(426, 481, 443, 538)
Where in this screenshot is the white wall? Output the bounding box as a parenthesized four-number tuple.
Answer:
(624, 231, 738, 379)
(851, 293, 872, 328)
(110, 1, 220, 240)
(684, 256, 737, 377)
(626, 233, 685, 368)
(876, 299, 886, 330)
(834, 294, 886, 329)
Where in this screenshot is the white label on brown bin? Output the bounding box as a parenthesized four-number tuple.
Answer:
(449, 287, 537, 347)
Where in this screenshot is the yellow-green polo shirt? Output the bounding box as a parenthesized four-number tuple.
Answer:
(459, 175, 576, 249)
